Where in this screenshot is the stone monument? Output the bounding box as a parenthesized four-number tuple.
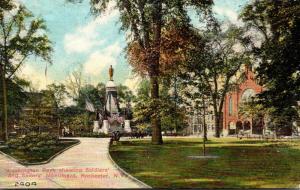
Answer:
(96, 65, 131, 134)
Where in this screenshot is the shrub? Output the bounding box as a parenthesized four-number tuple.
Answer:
(6, 132, 59, 153)
(75, 132, 110, 138)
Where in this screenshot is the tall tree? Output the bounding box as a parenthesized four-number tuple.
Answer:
(76, 0, 213, 144)
(181, 24, 251, 137)
(0, 4, 52, 141)
(65, 67, 84, 101)
(133, 78, 188, 134)
(46, 83, 69, 136)
(117, 84, 134, 105)
(240, 0, 300, 129)
(76, 83, 105, 109)
(0, 77, 30, 132)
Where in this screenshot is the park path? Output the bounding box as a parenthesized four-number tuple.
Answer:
(0, 138, 149, 189)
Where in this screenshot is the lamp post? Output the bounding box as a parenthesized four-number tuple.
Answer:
(200, 93, 211, 156)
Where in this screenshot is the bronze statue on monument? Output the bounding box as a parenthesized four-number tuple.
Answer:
(109, 65, 114, 81)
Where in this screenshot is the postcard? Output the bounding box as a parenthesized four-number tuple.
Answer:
(0, 0, 299, 189)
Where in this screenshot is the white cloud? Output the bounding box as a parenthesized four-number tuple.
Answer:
(19, 64, 53, 90)
(124, 75, 141, 94)
(64, 3, 119, 54)
(83, 42, 122, 76)
(213, 6, 243, 26)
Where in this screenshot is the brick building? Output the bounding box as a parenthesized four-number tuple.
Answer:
(222, 67, 264, 136)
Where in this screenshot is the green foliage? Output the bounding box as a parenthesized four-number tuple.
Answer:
(74, 132, 110, 138)
(0, 77, 29, 118)
(133, 79, 188, 132)
(67, 0, 213, 144)
(18, 91, 58, 133)
(239, 100, 266, 120)
(240, 0, 300, 120)
(46, 83, 69, 108)
(117, 84, 134, 104)
(0, 0, 13, 20)
(0, 3, 52, 141)
(180, 23, 251, 137)
(0, 5, 53, 76)
(6, 132, 59, 153)
(76, 83, 105, 109)
(61, 110, 91, 133)
(75, 82, 134, 111)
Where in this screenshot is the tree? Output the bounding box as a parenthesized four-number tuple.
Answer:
(240, 0, 300, 132)
(117, 84, 134, 105)
(18, 90, 58, 135)
(68, 0, 213, 144)
(132, 79, 151, 127)
(181, 24, 251, 137)
(65, 67, 84, 101)
(61, 109, 91, 135)
(133, 78, 188, 134)
(0, 0, 13, 16)
(46, 83, 69, 136)
(46, 84, 69, 108)
(0, 4, 52, 141)
(159, 78, 188, 133)
(0, 77, 29, 119)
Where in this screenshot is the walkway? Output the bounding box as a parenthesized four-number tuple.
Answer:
(0, 138, 148, 188)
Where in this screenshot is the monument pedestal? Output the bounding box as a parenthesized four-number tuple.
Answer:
(223, 129, 229, 137)
(102, 120, 109, 134)
(93, 121, 100, 133)
(124, 120, 131, 133)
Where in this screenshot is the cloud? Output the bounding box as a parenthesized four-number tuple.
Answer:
(19, 64, 53, 90)
(213, 6, 243, 26)
(83, 42, 122, 76)
(64, 4, 118, 54)
(124, 75, 141, 94)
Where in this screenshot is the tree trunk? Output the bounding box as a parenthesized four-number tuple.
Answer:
(215, 113, 221, 138)
(0, 64, 8, 141)
(150, 74, 163, 144)
(150, 0, 163, 145)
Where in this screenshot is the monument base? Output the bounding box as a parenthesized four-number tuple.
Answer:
(222, 129, 229, 137)
(102, 120, 109, 134)
(124, 120, 131, 133)
(93, 121, 100, 133)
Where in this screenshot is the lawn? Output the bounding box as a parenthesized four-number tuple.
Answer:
(0, 139, 79, 164)
(110, 137, 300, 188)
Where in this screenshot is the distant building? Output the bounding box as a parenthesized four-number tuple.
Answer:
(186, 65, 297, 137)
(222, 66, 264, 136)
(185, 99, 215, 137)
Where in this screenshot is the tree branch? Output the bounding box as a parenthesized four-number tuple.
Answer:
(7, 55, 28, 79)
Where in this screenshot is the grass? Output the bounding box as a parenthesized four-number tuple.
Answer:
(0, 139, 79, 164)
(110, 137, 300, 188)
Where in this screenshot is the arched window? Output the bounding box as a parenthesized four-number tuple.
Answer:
(241, 89, 256, 103)
(229, 96, 233, 115)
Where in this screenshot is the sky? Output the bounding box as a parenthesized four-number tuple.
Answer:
(18, 0, 249, 92)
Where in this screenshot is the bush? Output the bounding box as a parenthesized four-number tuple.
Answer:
(6, 132, 59, 153)
(75, 132, 110, 138)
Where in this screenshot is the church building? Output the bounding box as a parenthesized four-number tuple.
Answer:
(222, 66, 264, 136)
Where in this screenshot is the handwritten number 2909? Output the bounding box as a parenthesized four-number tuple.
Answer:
(15, 181, 37, 187)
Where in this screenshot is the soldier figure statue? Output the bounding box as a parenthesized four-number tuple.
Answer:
(109, 65, 114, 81)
